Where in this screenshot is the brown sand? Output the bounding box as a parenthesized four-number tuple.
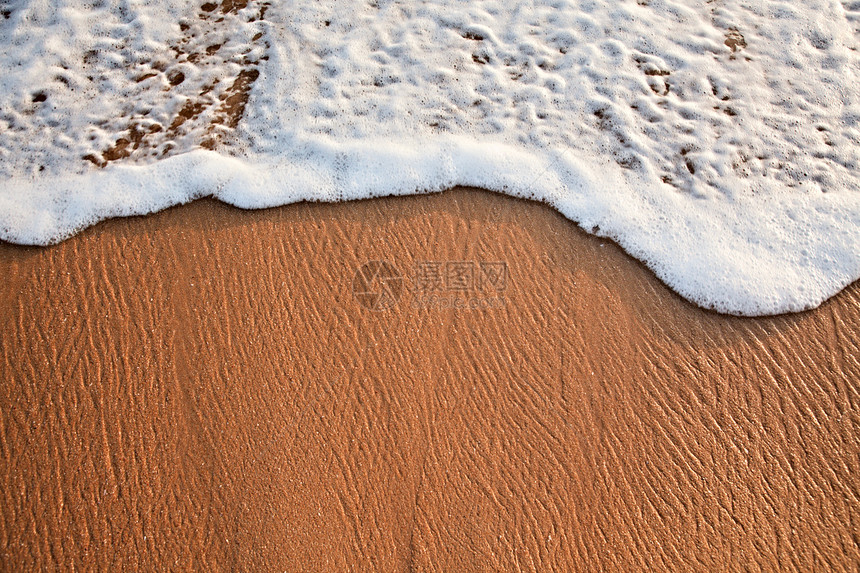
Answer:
(0, 187, 858, 571)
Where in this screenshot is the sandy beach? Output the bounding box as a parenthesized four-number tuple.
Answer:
(1, 188, 857, 570)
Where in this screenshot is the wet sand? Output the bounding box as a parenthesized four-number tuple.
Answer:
(1, 187, 858, 571)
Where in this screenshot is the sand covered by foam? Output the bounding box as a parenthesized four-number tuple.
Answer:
(1, 0, 859, 315)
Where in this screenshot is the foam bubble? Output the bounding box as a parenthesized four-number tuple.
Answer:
(1, 0, 859, 316)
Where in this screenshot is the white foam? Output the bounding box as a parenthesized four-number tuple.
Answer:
(1, 0, 859, 315)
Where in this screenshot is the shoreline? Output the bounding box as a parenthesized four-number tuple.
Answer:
(3, 148, 858, 318)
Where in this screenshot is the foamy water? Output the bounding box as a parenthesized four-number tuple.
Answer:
(1, 0, 859, 315)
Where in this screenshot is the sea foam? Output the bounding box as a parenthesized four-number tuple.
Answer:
(1, 0, 859, 316)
